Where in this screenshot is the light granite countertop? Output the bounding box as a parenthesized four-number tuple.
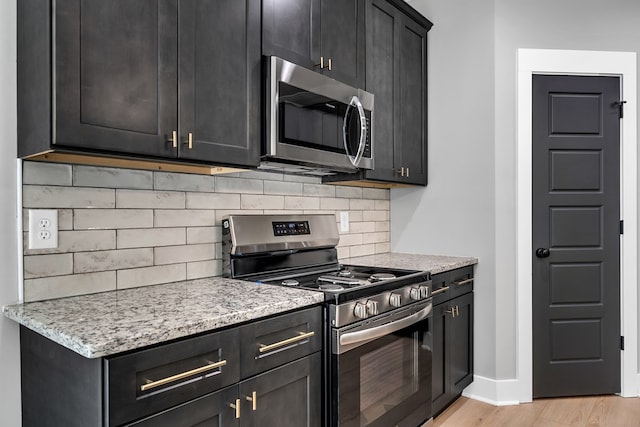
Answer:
(341, 252, 477, 275)
(3, 277, 324, 359)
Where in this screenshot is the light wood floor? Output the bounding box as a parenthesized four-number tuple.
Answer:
(432, 395, 640, 427)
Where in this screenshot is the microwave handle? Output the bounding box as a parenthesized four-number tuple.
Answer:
(343, 95, 368, 167)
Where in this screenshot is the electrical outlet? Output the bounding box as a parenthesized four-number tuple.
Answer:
(28, 209, 58, 250)
(340, 211, 349, 232)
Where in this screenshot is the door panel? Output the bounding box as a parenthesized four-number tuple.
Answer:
(532, 74, 620, 398)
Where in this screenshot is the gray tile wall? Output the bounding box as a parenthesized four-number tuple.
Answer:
(22, 161, 391, 302)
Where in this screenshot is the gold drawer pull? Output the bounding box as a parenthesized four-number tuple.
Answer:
(230, 398, 241, 418)
(246, 391, 257, 411)
(259, 331, 315, 353)
(455, 278, 474, 286)
(140, 359, 227, 392)
(431, 286, 450, 296)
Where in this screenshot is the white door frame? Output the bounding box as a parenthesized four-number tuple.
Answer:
(516, 48, 638, 402)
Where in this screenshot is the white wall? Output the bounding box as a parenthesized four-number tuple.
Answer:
(0, 0, 21, 425)
(396, 0, 640, 400)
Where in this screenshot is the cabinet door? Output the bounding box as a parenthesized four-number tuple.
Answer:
(262, 0, 320, 69)
(127, 386, 239, 426)
(178, 0, 260, 167)
(240, 353, 322, 427)
(396, 14, 428, 185)
(450, 292, 474, 397)
(55, 0, 178, 157)
(320, 0, 365, 88)
(363, 0, 398, 182)
(431, 302, 451, 417)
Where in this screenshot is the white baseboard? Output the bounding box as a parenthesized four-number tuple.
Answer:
(461, 375, 521, 406)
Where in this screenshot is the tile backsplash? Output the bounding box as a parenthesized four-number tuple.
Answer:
(21, 161, 390, 302)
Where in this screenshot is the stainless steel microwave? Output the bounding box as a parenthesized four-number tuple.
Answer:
(261, 56, 374, 174)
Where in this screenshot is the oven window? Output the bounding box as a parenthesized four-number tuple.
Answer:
(359, 337, 419, 425)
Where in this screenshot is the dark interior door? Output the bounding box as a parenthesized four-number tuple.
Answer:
(532, 74, 621, 398)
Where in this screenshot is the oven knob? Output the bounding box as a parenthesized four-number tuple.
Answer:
(365, 300, 379, 316)
(389, 293, 402, 307)
(419, 286, 430, 298)
(353, 302, 368, 319)
(410, 287, 421, 301)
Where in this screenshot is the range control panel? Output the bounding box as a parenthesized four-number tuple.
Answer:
(272, 221, 311, 236)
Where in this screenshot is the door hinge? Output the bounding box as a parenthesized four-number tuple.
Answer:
(620, 220, 624, 235)
(621, 336, 625, 350)
(614, 100, 627, 119)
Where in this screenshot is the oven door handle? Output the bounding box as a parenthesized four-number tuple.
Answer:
(339, 303, 432, 350)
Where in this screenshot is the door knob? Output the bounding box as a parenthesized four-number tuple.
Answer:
(535, 248, 550, 258)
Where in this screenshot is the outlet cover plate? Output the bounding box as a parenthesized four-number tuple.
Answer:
(28, 209, 58, 250)
(340, 211, 349, 232)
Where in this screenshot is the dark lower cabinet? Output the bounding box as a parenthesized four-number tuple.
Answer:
(432, 270, 474, 417)
(20, 306, 323, 427)
(19, 0, 260, 168)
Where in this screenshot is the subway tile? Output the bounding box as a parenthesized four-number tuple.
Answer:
(74, 248, 154, 273)
(73, 165, 153, 189)
(154, 209, 216, 227)
(23, 185, 115, 208)
(215, 210, 262, 223)
(264, 180, 303, 196)
(363, 210, 388, 222)
(215, 176, 263, 194)
(154, 172, 215, 192)
(349, 211, 363, 222)
(283, 174, 321, 184)
(24, 230, 116, 255)
(303, 210, 331, 215)
(154, 243, 216, 265)
(215, 242, 223, 259)
(23, 162, 72, 186)
(320, 198, 350, 210)
(375, 242, 391, 254)
(237, 170, 284, 181)
(186, 227, 222, 244)
(74, 209, 153, 230)
(350, 221, 376, 233)
(24, 254, 73, 279)
(117, 264, 186, 289)
(350, 199, 375, 210)
(265, 210, 304, 215)
(363, 232, 389, 244)
(349, 244, 376, 257)
(117, 228, 185, 249)
(23, 209, 73, 231)
(362, 188, 389, 200)
(24, 271, 116, 302)
(336, 246, 350, 260)
(241, 194, 284, 210)
(186, 193, 240, 210)
(284, 196, 320, 210)
(335, 186, 362, 199)
(116, 189, 185, 209)
(375, 221, 390, 232)
(375, 199, 390, 211)
(303, 183, 335, 197)
(338, 233, 364, 246)
(187, 260, 222, 280)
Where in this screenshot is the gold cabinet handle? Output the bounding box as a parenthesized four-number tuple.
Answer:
(445, 307, 456, 318)
(186, 132, 193, 149)
(168, 130, 178, 148)
(230, 398, 241, 418)
(454, 278, 474, 286)
(395, 167, 405, 177)
(259, 331, 315, 353)
(431, 286, 450, 296)
(246, 391, 257, 411)
(140, 359, 227, 391)
(328, 58, 332, 71)
(456, 305, 460, 316)
(317, 56, 325, 69)
(406, 167, 410, 177)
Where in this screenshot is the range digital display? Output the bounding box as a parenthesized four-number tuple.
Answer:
(273, 221, 311, 236)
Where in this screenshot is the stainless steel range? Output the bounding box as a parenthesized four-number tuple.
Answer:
(222, 214, 432, 427)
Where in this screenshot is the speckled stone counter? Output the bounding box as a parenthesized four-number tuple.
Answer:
(3, 277, 324, 359)
(341, 253, 477, 275)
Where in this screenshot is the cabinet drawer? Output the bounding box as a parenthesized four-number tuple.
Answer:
(106, 328, 239, 426)
(240, 306, 322, 379)
(430, 271, 450, 305)
(449, 266, 474, 299)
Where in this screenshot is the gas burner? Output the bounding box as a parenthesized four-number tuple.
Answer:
(317, 275, 363, 286)
(337, 269, 353, 277)
(319, 284, 344, 292)
(369, 272, 397, 282)
(281, 279, 300, 286)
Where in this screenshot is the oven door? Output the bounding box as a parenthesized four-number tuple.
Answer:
(331, 300, 432, 427)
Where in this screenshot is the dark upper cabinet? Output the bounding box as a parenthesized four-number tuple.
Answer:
(323, 0, 431, 186)
(262, 0, 365, 88)
(18, 0, 260, 168)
